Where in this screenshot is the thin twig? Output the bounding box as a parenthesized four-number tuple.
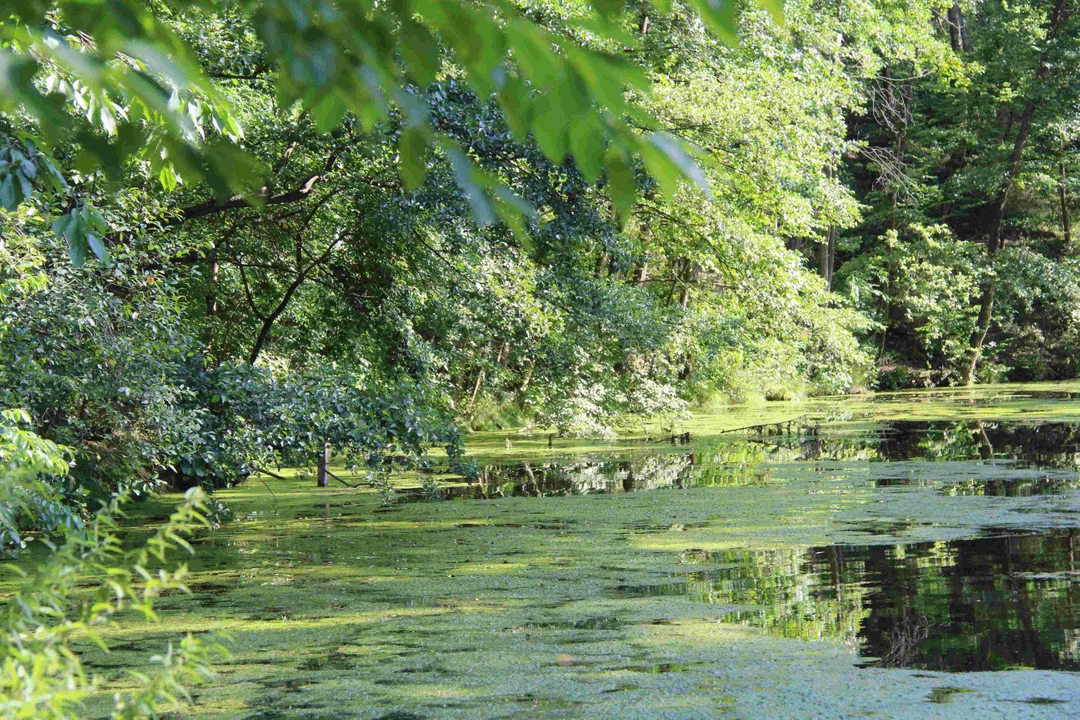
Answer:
(259, 478, 278, 501)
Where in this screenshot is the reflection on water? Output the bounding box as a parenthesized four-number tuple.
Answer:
(618, 530, 1080, 672)
(438, 453, 770, 499)
(436, 420, 1080, 500)
(429, 420, 1080, 672)
(431, 420, 1080, 672)
(877, 421, 1080, 467)
(864, 389, 1080, 405)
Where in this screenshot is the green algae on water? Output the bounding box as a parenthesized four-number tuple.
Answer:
(62, 384, 1080, 718)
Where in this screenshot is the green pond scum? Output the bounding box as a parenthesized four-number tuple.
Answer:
(32, 382, 1080, 717)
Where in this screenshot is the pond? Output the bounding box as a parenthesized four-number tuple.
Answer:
(78, 382, 1080, 717)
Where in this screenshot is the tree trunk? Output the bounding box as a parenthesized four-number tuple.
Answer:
(665, 258, 685, 306)
(467, 347, 492, 414)
(963, 279, 996, 385)
(517, 360, 534, 411)
(1062, 154, 1072, 247)
(818, 226, 835, 289)
(679, 261, 697, 309)
(947, 5, 972, 53)
(317, 439, 330, 488)
(828, 228, 836, 288)
(469, 368, 485, 409)
(207, 247, 220, 317)
(248, 273, 304, 364)
(818, 165, 837, 289)
(594, 250, 610, 278)
(631, 259, 649, 285)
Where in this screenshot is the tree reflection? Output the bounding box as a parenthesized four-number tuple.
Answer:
(668, 530, 1080, 671)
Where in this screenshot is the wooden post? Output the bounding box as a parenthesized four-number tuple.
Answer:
(317, 439, 329, 488)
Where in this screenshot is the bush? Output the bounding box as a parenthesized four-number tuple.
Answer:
(1, 412, 225, 718)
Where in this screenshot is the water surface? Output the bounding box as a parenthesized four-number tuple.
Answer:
(77, 383, 1080, 718)
(431, 416, 1080, 674)
(619, 529, 1080, 672)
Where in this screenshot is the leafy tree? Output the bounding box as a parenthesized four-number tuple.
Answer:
(844, 0, 1080, 385)
(0, 0, 787, 262)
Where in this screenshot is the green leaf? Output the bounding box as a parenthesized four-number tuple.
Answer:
(87, 232, 111, 264)
(644, 132, 711, 200)
(533, 94, 568, 164)
(569, 120, 605, 184)
(204, 138, 267, 197)
(0, 174, 18, 211)
(51, 213, 73, 238)
(592, 0, 626, 20)
(690, 0, 739, 44)
(67, 224, 88, 267)
(99, 105, 117, 136)
(760, 0, 786, 26)
(496, 74, 533, 141)
(507, 22, 560, 88)
(312, 94, 347, 133)
(159, 165, 178, 192)
(15, 170, 33, 202)
(399, 19, 441, 86)
(399, 127, 429, 191)
(605, 147, 637, 226)
(448, 147, 494, 225)
(493, 187, 531, 240)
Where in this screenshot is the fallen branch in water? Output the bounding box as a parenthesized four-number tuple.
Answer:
(649, 431, 693, 445)
(325, 469, 363, 488)
(716, 414, 810, 436)
(257, 465, 364, 488)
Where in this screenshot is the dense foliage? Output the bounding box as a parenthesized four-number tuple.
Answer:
(841, 0, 1080, 385)
(1, 0, 885, 510)
(0, 0, 1078, 492)
(2, 0, 1078, 497)
(0, 411, 223, 719)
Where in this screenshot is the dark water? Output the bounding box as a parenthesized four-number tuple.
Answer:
(617, 530, 1080, 672)
(441, 419, 1080, 672)
(876, 420, 1080, 467)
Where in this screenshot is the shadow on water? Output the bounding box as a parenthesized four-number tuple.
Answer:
(617, 529, 1080, 672)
